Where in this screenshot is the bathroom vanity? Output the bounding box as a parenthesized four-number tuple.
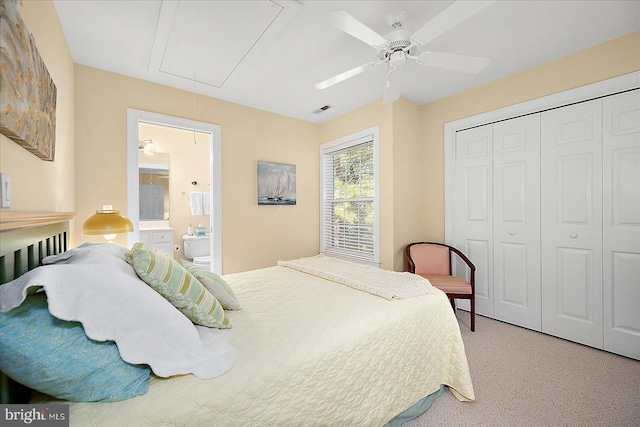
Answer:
(139, 221, 174, 256)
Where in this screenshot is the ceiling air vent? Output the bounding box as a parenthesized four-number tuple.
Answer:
(312, 105, 333, 114)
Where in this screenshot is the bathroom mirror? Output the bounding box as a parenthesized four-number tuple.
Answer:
(139, 152, 170, 220)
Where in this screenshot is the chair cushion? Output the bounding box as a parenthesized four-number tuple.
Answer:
(409, 244, 450, 275)
(419, 274, 472, 295)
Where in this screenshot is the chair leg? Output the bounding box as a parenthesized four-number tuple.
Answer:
(470, 296, 475, 332)
(450, 298, 456, 312)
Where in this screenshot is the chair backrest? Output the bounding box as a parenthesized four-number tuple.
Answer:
(408, 243, 451, 275)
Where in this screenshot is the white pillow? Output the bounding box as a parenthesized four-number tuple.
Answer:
(0, 261, 237, 380)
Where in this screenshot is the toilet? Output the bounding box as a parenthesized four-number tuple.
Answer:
(182, 234, 211, 270)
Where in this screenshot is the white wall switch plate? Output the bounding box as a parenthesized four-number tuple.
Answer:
(1, 173, 11, 208)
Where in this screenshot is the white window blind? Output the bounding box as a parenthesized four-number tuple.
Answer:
(321, 129, 378, 263)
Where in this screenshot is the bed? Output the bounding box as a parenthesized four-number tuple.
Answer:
(0, 215, 475, 426)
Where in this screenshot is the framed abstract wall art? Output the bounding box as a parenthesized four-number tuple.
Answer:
(258, 161, 296, 205)
(0, 0, 57, 161)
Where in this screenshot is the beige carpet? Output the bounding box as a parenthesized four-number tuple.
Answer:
(405, 311, 640, 426)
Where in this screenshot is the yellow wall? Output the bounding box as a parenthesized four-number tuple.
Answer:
(420, 31, 640, 243)
(391, 98, 425, 272)
(0, 0, 74, 218)
(74, 65, 319, 273)
(3, 1, 638, 275)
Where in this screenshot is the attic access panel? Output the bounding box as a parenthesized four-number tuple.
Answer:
(153, 0, 297, 88)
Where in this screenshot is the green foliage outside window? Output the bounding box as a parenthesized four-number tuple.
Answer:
(326, 143, 374, 256)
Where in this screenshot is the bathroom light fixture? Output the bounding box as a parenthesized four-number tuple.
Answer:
(139, 139, 156, 156)
(82, 205, 134, 242)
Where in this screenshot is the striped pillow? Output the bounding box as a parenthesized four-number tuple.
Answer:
(181, 261, 241, 310)
(125, 242, 162, 264)
(129, 248, 231, 329)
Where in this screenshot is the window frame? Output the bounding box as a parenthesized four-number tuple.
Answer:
(319, 126, 380, 265)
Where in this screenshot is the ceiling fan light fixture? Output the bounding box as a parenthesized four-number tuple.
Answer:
(389, 51, 406, 68)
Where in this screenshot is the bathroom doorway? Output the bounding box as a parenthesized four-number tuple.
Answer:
(126, 109, 222, 274)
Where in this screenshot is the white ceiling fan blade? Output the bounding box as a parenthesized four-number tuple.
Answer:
(411, 0, 496, 47)
(383, 64, 402, 104)
(416, 51, 490, 73)
(327, 11, 387, 48)
(315, 61, 382, 90)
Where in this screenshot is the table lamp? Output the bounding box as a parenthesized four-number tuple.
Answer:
(82, 205, 134, 242)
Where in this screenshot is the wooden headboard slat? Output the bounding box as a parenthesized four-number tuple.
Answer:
(0, 256, 11, 284)
(15, 248, 29, 279)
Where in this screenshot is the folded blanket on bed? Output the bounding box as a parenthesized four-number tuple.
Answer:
(278, 254, 438, 300)
(0, 244, 237, 380)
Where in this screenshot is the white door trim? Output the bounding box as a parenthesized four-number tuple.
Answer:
(445, 71, 640, 245)
(127, 109, 223, 274)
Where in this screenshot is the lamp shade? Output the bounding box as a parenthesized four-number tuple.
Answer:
(82, 205, 134, 236)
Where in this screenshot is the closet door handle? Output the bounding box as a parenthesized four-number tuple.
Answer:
(569, 233, 578, 239)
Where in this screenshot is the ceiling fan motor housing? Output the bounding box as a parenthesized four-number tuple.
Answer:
(378, 29, 413, 61)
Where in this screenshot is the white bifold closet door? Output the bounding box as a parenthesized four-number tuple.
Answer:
(492, 115, 541, 330)
(541, 99, 604, 348)
(454, 114, 541, 329)
(454, 124, 494, 317)
(602, 90, 640, 360)
(453, 88, 639, 359)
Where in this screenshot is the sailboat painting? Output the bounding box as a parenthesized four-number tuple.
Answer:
(258, 161, 297, 205)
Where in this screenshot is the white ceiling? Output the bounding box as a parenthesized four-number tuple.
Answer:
(52, 0, 640, 124)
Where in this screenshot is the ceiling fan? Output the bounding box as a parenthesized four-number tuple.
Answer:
(315, 0, 495, 104)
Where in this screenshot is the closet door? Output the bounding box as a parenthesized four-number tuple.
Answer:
(541, 99, 603, 348)
(603, 89, 640, 360)
(454, 124, 493, 317)
(493, 114, 541, 330)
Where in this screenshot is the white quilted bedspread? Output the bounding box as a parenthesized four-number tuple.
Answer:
(37, 266, 474, 426)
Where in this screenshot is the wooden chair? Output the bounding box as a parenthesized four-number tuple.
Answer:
(406, 242, 476, 331)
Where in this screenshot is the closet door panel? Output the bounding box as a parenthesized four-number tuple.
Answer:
(541, 99, 603, 348)
(493, 114, 541, 330)
(603, 90, 640, 360)
(555, 247, 593, 317)
(497, 242, 527, 300)
(455, 125, 493, 316)
(464, 239, 491, 307)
